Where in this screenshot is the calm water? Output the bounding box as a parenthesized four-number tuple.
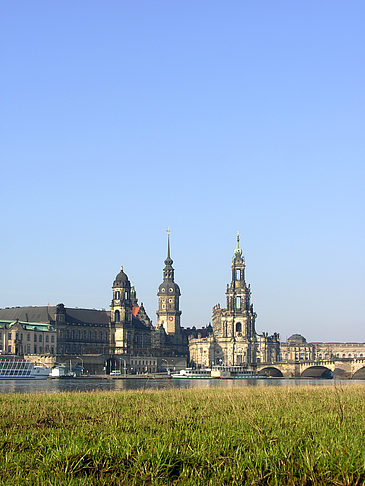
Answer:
(0, 377, 363, 393)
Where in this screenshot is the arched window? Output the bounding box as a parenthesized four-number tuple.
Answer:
(115, 310, 120, 323)
(115, 291, 120, 300)
(125, 291, 128, 300)
(236, 269, 241, 280)
(236, 322, 242, 333)
(236, 297, 241, 309)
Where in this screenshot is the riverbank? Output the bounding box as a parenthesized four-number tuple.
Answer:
(0, 386, 364, 485)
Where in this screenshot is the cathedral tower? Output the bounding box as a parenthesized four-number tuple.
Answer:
(211, 233, 257, 365)
(225, 233, 256, 340)
(156, 230, 182, 334)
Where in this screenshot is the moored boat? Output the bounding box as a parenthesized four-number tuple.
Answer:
(170, 368, 212, 379)
(211, 365, 267, 379)
(0, 354, 50, 380)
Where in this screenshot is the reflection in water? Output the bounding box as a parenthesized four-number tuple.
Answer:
(0, 377, 363, 394)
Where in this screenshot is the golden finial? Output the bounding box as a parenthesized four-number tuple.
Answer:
(46, 302, 50, 307)
(167, 228, 171, 236)
(121, 265, 123, 271)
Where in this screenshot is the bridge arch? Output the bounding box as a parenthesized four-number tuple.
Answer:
(352, 366, 365, 380)
(259, 367, 283, 377)
(301, 366, 333, 379)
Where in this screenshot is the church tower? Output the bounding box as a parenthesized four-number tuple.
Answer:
(211, 233, 257, 365)
(110, 266, 132, 353)
(156, 230, 182, 334)
(225, 233, 256, 341)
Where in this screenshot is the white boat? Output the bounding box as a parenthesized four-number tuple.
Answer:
(50, 366, 67, 378)
(211, 365, 267, 379)
(170, 368, 212, 379)
(0, 354, 50, 380)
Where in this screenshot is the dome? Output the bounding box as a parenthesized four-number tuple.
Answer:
(288, 334, 307, 344)
(113, 266, 130, 287)
(158, 281, 180, 296)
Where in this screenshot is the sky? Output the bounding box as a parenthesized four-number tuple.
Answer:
(1, 1, 364, 342)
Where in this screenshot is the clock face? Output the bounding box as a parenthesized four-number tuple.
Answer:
(169, 288, 173, 292)
(169, 316, 173, 321)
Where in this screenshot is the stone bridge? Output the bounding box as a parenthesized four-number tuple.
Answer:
(255, 358, 365, 379)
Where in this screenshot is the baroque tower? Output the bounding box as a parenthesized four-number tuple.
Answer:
(110, 266, 132, 353)
(156, 230, 182, 334)
(225, 233, 256, 341)
(211, 233, 257, 365)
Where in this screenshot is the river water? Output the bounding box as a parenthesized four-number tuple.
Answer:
(0, 377, 363, 394)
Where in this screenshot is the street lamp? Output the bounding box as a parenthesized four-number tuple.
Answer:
(76, 356, 84, 375)
(161, 359, 169, 374)
(119, 358, 127, 376)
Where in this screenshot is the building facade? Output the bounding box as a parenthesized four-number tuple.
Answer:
(0, 319, 57, 356)
(189, 235, 280, 367)
(0, 233, 363, 375)
(0, 234, 188, 373)
(280, 334, 365, 361)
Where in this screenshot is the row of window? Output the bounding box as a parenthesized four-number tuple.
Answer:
(319, 352, 364, 358)
(0, 332, 55, 343)
(219, 322, 244, 335)
(60, 345, 107, 354)
(130, 359, 156, 366)
(59, 329, 108, 342)
(280, 352, 364, 361)
(0, 344, 55, 354)
(114, 291, 129, 300)
(161, 303, 175, 310)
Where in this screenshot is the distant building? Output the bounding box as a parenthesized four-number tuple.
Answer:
(0, 233, 363, 373)
(0, 319, 56, 356)
(188, 235, 280, 367)
(0, 305, 110, 356)
(280, 334, 365, 361)
(0, 233, 188, 373)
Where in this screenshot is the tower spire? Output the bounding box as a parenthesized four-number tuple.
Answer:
(157, 229, 181, 335)
(164, 229, 173, 268)
(167, 228, 171, 259)
(233, 231, 243, 258)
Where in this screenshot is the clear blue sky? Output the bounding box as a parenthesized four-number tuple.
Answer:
(1, 1, 364, 342)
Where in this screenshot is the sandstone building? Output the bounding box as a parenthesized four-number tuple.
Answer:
(188, 235, 280, 367)
(281, 334, 365, 361)
(0, 319, 57, 356)
(0, 233, 363, 374)
(0, 234, 187, 373)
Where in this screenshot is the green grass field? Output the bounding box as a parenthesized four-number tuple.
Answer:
(0, 386, 364, 485)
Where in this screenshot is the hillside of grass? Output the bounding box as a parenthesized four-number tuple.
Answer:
(0, 386, 364, 485)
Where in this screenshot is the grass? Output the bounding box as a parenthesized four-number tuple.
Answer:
(0, 386, 364, 485)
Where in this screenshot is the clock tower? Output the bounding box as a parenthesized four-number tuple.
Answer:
(156, 230, 182, 334)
